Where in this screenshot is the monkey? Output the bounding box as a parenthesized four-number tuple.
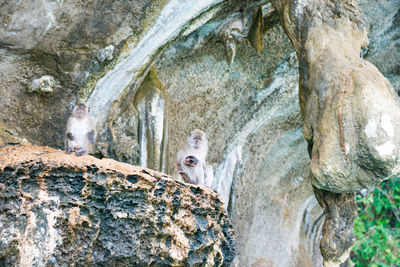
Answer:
(184, 155, 199, 167)
(177, 129, 214, 188)
(65, 103, 96, 156)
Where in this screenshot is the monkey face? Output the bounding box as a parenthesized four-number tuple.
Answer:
(188, 129, 207, 149)
(189, 134, 205, 149)
(73, 103, 88, 118)
(193, 135, 202, 147)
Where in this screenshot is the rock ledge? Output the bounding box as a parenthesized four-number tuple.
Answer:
(0, 145, 234, 266)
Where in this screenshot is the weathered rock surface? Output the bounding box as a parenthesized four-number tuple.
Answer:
(0, 0, 399, 266)
(313, 187, 357, 267)
(0, 122, 27, 148)
(0, 145, 234, 266)
(272, 0, 400, 193)
(358, 0, 400, 91)
(0, 0, 169, 147)
(271, 0, 400, 265)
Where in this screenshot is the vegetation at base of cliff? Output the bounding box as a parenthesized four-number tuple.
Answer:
(351, 178, 400, 267)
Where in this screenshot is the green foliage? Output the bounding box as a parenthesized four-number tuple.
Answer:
(351, 178, 400, 266)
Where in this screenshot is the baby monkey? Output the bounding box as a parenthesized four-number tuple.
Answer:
(65, 103, 96, 156)
(177, 129, 213, 188)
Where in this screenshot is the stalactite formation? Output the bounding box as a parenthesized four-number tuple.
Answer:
(271, 0, 400, 265)
(134, 67, 169, 173)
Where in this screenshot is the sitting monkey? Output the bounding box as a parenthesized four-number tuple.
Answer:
(65, 103, 96, 156)
(177, 129, 214, 188)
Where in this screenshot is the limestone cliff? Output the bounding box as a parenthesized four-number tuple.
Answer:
(0, 0, 399, 266)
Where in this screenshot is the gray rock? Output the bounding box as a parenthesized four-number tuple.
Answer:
(0, 0, 399, 266)
(96, 45, 114, 62)
(28, 75, 60, 94)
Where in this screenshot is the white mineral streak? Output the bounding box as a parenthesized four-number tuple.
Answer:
(86, 0, 223, 125)
(113, 211, 128, 219)
(137, 93, 166, 168)
(7, 0, 61, 41)
(19, 190, 62, 267)
(213, 101, 288, 208)
(376, 141, 395, 157)
(42, 207, 62, 261)
(43, 1, 60, 34)
(97, 45, 115, 62)
(215, 145, 242, 209)
(20, 212, 37, 267)
(165, 0, 273, 55)
(381, 114, 394, 137)
(345, 143, 350, 154)
(29, 75, 60, 93)
(214, 54, 299, 208)
(150, 95, 165, 147)
(295, 0, 309, 18)
(138, 101, 148, 167)
(181, 5, 222, 37)
(365, 119, 377, 138)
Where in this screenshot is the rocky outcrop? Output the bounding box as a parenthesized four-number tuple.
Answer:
(313, 188, 357, 267)
(271, 0, 400, 265)
(0, 145, 234, 266)
(272, 0, 400, 194)
(1, 0, 399, 266)
(0, 122, 27, 148)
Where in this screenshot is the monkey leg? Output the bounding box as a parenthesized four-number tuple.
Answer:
(87, 130, 96, 145)
(75, 148, 88, 157)
(66, 147, 73, 154)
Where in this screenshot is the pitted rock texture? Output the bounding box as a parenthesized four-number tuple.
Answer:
(0, 145, 234, 266)
(313, 187, 357, 267)
(0, 122, 27, 148)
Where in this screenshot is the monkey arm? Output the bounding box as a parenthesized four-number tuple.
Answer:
(65, 145, 73, 154)
(65, 133, 74, 154)
(179, 171, 196, 184)
(66, 132, 74, 141)
(204, 164, 214, 188)
(88, 130, 96, 145)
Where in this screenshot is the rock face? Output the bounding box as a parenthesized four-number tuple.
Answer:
(0, 0, 169, 147)
(0, 0, 399, 266)
(0, 145, 234, 266)
(270, 0, 400, 265)
(272, 0, 400, 194)
(313, 188, 357, 266)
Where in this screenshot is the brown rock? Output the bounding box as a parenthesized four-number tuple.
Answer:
(0, 145, 235, 266)
(313, 187, 357, 267)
